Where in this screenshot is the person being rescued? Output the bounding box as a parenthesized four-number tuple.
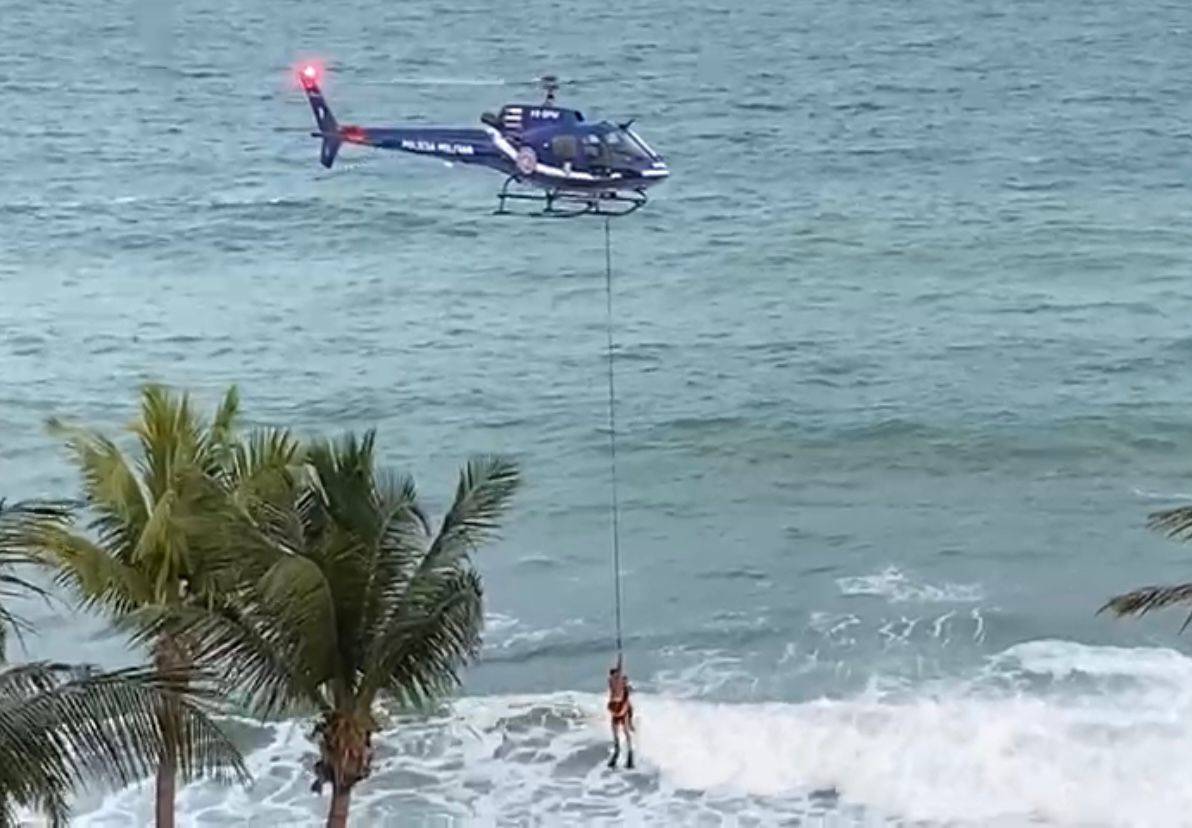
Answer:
(607, 654, 634, 769)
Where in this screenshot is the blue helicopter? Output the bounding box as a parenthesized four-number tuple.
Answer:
(298, 66, 669, 216)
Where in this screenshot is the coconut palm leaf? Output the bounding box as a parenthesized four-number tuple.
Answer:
(305, 432, 385, 549)
(354, 457, 517, 701)
(45, 420, 148, 555)
(1100, 582, 1192, 625)
(0, 499, 73, 542)
(1102, 502, 1192, 633)
(0, 496, 247, 823)
(37, 385, 262, 614)
(32, 385, 259, 825)
(204, 386, 241, 479)
(132, 385, 210, 500)
(259, 556, 339, 686)
(367, 568, 484, 707)
(431, 456, 521, 562)
(134, 601, 320, 718)
(34, 525, 152, 616)
(227, 428, 304, 519)
(391, 456, 518, 621)
(138, 431, 519, 827)
(1147, 505, 1192, 542)
(0, 663, 247, 823)
(0, 500, 76, 652)
(356, 475, 429, 667)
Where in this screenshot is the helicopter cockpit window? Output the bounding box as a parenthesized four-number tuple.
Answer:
(583, 133, 606, 162)
(599, 127, 652, 163)
(551, 135, 579, 160)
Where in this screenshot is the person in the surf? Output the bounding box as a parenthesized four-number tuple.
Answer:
(607, 655, 634, 769)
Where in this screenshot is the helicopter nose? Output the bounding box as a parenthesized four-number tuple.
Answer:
(641, 160, 669, 180)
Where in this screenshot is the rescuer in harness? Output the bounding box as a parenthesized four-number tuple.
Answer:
(607, 654, 634, 769)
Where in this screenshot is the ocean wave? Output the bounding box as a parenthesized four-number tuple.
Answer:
(836, 566, 984, 604)
(70, 640, 1192, 826)
(1131, 487, 1192, 503)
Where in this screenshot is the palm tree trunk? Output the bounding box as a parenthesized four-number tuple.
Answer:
(155, 753, 177, 828)
(153, 635, 185, 828)
(326, 783, 352, 828)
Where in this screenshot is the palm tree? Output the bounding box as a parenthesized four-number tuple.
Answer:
(1102, 504, 1192, 628)
(152, 432, 519, 827)
(0, 499, 247, 824)
(28, 385, 265, 827)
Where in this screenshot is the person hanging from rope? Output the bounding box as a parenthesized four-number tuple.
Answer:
(607, 654, 634, 769)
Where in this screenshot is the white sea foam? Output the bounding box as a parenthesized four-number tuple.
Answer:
(1132, 487, 1192, 502)
(71, 640, 1192, 826)
(837, 566, 984, 604)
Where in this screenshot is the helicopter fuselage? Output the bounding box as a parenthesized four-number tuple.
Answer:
(299, 70, 669, 200)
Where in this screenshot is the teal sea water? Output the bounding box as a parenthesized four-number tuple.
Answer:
(6, 0, 1192, 823)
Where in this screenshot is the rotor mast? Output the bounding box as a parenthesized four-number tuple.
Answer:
(540, 74, 559, 106)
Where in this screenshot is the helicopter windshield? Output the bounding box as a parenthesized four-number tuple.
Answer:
(585, 124, 654, 165)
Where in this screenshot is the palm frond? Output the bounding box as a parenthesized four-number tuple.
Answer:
(31, 525, 153, 616)
(259, 556, 339, 685)
(1100, 582, 1192, 628)
(0, 499, 74, 545)
(21, 663, 245, 782)
(301, 434, 396, 670)
(205, 386, 241, 476)
(357, 474, 428, 658)
(132, 385, 209, 502)
(0, 663, 246, 820)
(228, 427, 303, 516)
(134, 603, 321, 718)
(134, 488, 182, 595)
(306, 432, 384, 549)
(0, 499, 73, 589)
(0, 501, 78, 654)
(46, 419, 148, 555)
(170, 468, 266, 604)
(429, 456, 520, 566)
(343, 455, 515, 706)
(362, 568, 484, 705)
(374, 472, 429, 538)
(0, 662, 90, 697)
(1147, 506, 1192, 542)
(371, 455, 516, 665)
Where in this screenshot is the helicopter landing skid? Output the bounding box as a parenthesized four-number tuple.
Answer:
(495, 178, 647, 218)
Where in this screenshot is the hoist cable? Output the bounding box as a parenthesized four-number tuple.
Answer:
(603, 215, 624, 656)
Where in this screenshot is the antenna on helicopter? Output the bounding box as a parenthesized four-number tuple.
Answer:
(540, 74, 560, 106)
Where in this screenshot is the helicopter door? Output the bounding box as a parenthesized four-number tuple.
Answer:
(581, 133, 611, 171)
(550, 134, 579, 167)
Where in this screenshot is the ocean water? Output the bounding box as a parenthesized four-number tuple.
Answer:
(5, 0, 1192, 823)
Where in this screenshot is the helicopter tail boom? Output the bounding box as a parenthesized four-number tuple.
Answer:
(298, 68, 343, 168)
(297, 66, 497, 169)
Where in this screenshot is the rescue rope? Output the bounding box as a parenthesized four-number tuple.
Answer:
(603, 216, 624, 657)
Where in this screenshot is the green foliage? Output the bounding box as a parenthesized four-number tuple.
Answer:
(27, 385, 260, 824)
(41, 384, 249, 611)
(1103, 504, 1192, 631)
(164, 432, 519, 717)
(143, 430, 518, 823)
(17, 383, 518, 825)
(0, 500, 247, 823)
(0, 499, 72, 653)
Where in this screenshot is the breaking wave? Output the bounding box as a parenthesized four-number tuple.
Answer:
(71, 640, 1192, 826)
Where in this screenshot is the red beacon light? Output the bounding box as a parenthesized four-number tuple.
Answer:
(299, 64, 319, 87)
